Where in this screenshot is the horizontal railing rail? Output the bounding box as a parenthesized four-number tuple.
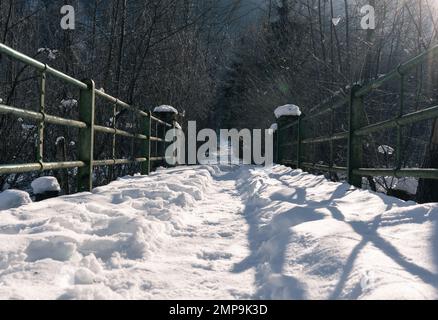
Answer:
(0, 42, 175, 192)
(276, 43, 438, 189)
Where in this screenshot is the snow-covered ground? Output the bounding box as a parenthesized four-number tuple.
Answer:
(0, 165, 437, 300)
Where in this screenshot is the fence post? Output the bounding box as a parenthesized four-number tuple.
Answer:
(154, 108, 178, 168)
(273, 129, 278, 164)
(141, 113, 151, 175)
(55, 137, 70, 194)
(297, 117, 302, 169)
(277, 115, 300, 166)
(37, 71, 46, 166)
(170, 120, 179, 167)
(277, 117, 286, 165)
(347, 84, 365, 188)
(78, 79, 95, 192)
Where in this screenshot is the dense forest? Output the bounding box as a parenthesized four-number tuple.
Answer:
(2, 0, 438, 201)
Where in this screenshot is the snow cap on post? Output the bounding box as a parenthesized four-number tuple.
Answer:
(31, 176, 61, 195)
(274, 104, 302, 119)
(153, 105, 179, 115)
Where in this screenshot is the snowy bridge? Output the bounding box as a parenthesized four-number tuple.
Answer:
(0, 164, 437, 299)
(1, 42, 438, 300)
(3, 42, 438, 197)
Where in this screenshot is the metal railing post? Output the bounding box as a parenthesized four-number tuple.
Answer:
(277, 118, 285, 165)
(78, 79, 96, 192)
(277, 115, 300, 166)
(110, 100, 118, 181)
(162, 121, 167, 167)
(170, 120, 178, 168)
(275, 128, 279, 164)
(348, 84, 365, 188)
(297, 116, 302, 169)
(141, 113, 152, 175)
(273, 129, 278, 164)
(37, 71, 46, 166)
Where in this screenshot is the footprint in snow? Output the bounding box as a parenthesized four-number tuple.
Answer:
(192, 263, 214, 271)
(203, 221, 221, 226)
(217, 231, 234, 238)
(197, 250, 232, 261)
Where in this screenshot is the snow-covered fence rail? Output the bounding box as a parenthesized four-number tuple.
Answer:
(0, 42, 175, 193)
(276, 44, 438, 188)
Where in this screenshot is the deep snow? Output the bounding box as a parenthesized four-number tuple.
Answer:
(0, 165, 437, 300)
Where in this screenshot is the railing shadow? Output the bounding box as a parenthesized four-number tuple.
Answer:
(232, 201, 319, 299)
(231, 169, 347, 299)
(231, 166, 438, 299)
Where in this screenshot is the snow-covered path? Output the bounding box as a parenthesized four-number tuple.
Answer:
(1, 165, 438, 300)
(136, 175, 255, 299)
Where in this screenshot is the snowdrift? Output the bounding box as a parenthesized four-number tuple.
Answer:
(0, 165, 437, 300)
(234, 166, 438, 299)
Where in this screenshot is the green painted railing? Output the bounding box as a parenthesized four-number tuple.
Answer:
(0, 42, 174, 192)
(277, 44, 438, 188)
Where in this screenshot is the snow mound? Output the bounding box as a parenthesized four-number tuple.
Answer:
(0, 190, 32, 211)
(31, 176, 61, 194)
(274, 104, 302, 119)
(233, 165, 438, 300)
(1, 165, 438, 300)
(153, 105, 178, 114)
(0, 167, 216, 299)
